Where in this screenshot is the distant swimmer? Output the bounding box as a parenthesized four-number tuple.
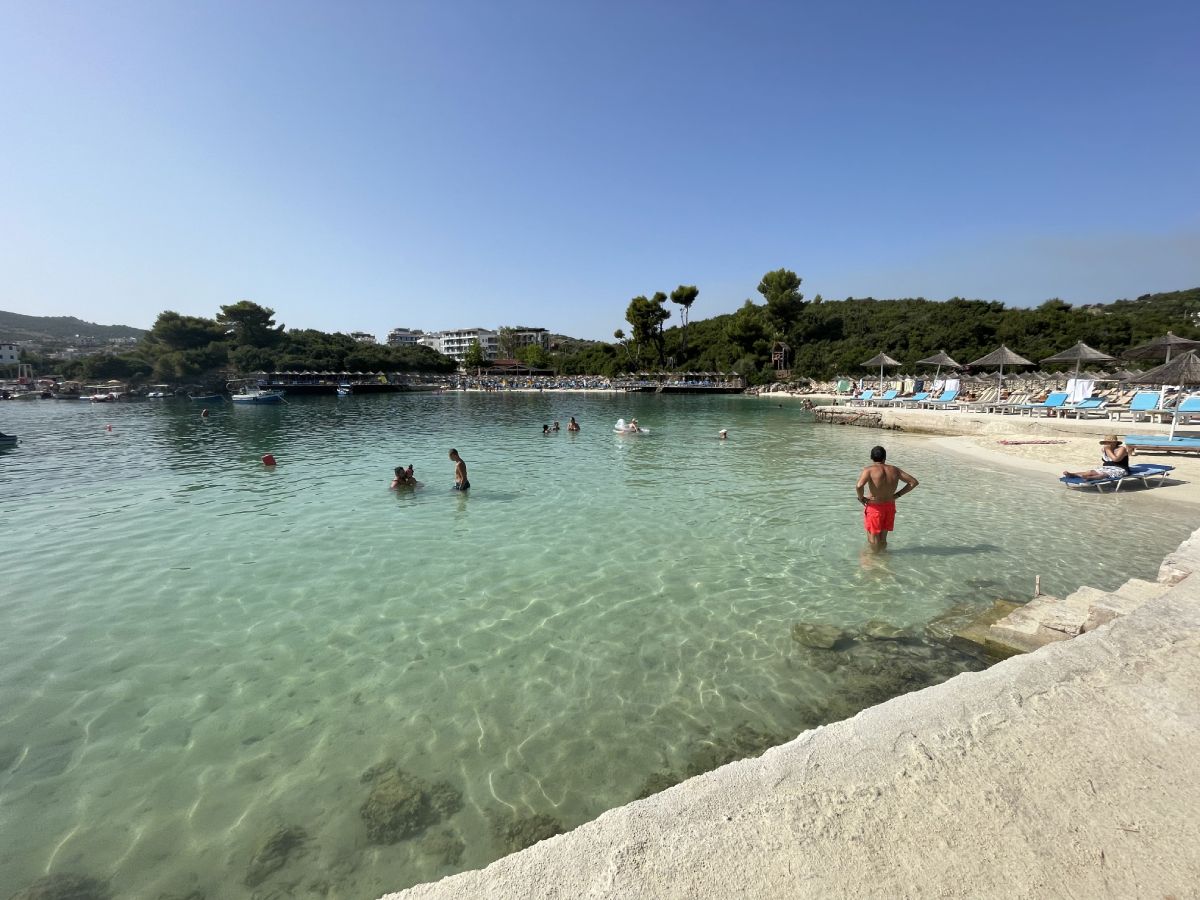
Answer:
(719, 429, 728, 440)
(567, 417, 580, 432)
(543, 424, 551, 434)
(553, 421, 560, 432)
(449, 448, 470, 490)
(855, 445, 918, 549)
(201, 408, 209, 417)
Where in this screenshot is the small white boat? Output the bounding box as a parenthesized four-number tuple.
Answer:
(231, 388, 286, 404)
(337, 385, 352, 397)
(228, 380, 286, 404)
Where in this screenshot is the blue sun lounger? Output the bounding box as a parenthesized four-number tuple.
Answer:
(892, 392, 929, 406)
(1123, 435, 1200, 453)
(1019, 391, 1069, 417)
(921, 389, 959, 409)
(1059, 463, 1175, 492)
(869, 389, 899, 405)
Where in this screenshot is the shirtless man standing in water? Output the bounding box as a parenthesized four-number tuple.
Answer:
(449, 448, 470, 491)
(855, 445, 918, 548)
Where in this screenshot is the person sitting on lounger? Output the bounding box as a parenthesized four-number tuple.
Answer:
(1063, 434, 1132, 480)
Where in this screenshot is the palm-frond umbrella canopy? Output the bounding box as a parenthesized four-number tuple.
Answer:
(968, 345, 1034, 393)
(1125, 332, 1200, 363)
(862, 352, 901, 388)
(1127, 350, 1200, 438)
(1040, 341, 1116, 375)
(916, 350, 961, 384)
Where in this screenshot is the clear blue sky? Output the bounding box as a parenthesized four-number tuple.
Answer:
(1, 0, 1197, 340)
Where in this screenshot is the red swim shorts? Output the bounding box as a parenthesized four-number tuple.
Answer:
(863, 500, 896, 534)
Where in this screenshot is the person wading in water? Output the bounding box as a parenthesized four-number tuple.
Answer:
(855, 445, 919, 549)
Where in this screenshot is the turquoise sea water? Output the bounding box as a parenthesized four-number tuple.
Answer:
(0, 393, 1192, 899)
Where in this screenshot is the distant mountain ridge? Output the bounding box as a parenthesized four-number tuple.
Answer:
(0, 310, 147, 343)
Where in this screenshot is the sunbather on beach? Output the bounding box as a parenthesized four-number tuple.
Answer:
(856, 445, 919, 549)
(1063, 434, 1132, 480)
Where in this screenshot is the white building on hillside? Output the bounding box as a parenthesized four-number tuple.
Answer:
(0, 343, 18, 366)
(439, 328, 499, 363)
(502, 326, 550, 352)
(386, 328, 423, 346)
(349, 331, 377, 344)
(418, 333, 443, 354)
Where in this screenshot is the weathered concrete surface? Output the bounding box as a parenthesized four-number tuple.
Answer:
(383, 533, 1200, 900)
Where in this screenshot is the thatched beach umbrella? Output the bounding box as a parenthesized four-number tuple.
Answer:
(1127, 350, 1200, 438)
(968, 346, 1034, 394)
(1125, 332, 1200, 364)
(1041, 341, 1115, 376)
(916, 350, 961, 385)
(862, 352, 902, 389)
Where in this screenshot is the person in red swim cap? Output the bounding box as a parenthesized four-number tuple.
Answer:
(855, 445, 919, 550)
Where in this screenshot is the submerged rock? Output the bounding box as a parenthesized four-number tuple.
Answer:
(791, 622, 848, 650)
(10, 873, 111, 900)
(493, 813, 564, 854)
(419, 828, 466, 866)
(244, 825, 308, 887)
(429, 780, 464, 819)
(857, 619, 917, 642)
(361, 770, 436, 843)
(359, 758, 398, 784)
(634, 770, 682, 800)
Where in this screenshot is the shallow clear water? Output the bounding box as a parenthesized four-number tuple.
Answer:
(0, 393, 1191, 898)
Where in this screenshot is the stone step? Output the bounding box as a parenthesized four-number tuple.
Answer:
(1113, 578, 1170, 605)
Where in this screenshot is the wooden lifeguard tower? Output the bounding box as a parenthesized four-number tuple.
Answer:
(771, 341, 791, 378)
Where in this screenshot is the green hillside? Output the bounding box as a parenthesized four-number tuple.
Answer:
(0, 310, 146, 343)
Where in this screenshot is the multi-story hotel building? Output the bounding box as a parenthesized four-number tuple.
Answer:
(386, 328, 424, 346)
(391, 325, 549, 365)
(438, 328, 499, 363)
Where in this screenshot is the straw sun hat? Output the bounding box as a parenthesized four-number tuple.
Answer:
(1100, 434, 1122, 445)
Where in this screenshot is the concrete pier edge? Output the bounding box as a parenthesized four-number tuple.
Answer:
(383, 524, 1200, 899)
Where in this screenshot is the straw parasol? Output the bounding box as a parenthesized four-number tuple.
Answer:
(968, 345, 1035, 395)
(916, 350, 961, 385)
(861, 352, 901, 389)
(1040, 341, 1115, 375)
(1125, 332, 1200, 363)
(1127, 350, 1200, 438)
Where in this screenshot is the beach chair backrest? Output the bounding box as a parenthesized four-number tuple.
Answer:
(1130, 391, 1160, 411)
(911, 392, 929, 402)
(880, 389, 898, 400)
(1176, 396, 1200, 414)
(1075, 398, 1104, 409)
(860, 390, 874, 401)
(937, 389, 958, 403)
(1044, 391, 1068, 407)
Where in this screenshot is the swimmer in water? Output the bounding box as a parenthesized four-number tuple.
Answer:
(567, 416, 580, 432)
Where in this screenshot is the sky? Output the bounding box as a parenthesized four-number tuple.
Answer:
(1, 0, 1198, 341)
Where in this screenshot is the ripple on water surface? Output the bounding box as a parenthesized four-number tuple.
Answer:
(0, 394, 1192, 898)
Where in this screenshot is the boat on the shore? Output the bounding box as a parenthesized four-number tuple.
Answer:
(0, 432, 18, 446)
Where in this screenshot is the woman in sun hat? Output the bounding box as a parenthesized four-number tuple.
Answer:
(1063, 433, 1133, 480)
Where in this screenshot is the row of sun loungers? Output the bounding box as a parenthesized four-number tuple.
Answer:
(847, 388, 1200, 424)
